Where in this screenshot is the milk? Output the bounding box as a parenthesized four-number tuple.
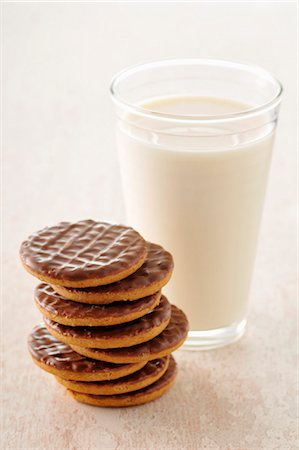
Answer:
(116, 96, 274, 331)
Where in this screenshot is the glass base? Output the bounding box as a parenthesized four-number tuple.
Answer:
(182, 319, 247, 350)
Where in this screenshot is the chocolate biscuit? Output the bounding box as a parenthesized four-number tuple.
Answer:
(28, 324, 146, 381)
(35, 283, 161, 326)
(56, 356, 170, 395)
(20, 220, 147, 288)
(44, 296, 171, 349)
(71, 305, 188, 363)
(66, 356, 177, 407)
(53, 242, 173, 303)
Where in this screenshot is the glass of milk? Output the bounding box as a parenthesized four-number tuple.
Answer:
(110, 59, 282, 350)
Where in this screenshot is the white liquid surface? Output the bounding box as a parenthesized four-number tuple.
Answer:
(117, 96, 274, 330)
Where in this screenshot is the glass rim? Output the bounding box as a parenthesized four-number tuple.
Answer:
(110, 58, 283, 123)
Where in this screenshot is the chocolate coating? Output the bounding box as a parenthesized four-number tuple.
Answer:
(44, 296, 171, 345)
(20, 220, 147, 283)
(58, 242, 173, 299)
(73, 305, 188, 361)
(28, 324, 136, 373)
(35, 283, 161, 323)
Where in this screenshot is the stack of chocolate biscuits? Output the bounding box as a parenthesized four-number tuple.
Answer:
(20, 220, 188, 407)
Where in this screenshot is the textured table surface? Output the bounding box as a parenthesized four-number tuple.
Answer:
(2, 3, 297, 450)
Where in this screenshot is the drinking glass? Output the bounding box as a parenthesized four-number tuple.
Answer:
(110, 59, 282, 349)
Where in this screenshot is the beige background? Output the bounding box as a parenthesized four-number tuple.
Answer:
(2, 2, 297, 449)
